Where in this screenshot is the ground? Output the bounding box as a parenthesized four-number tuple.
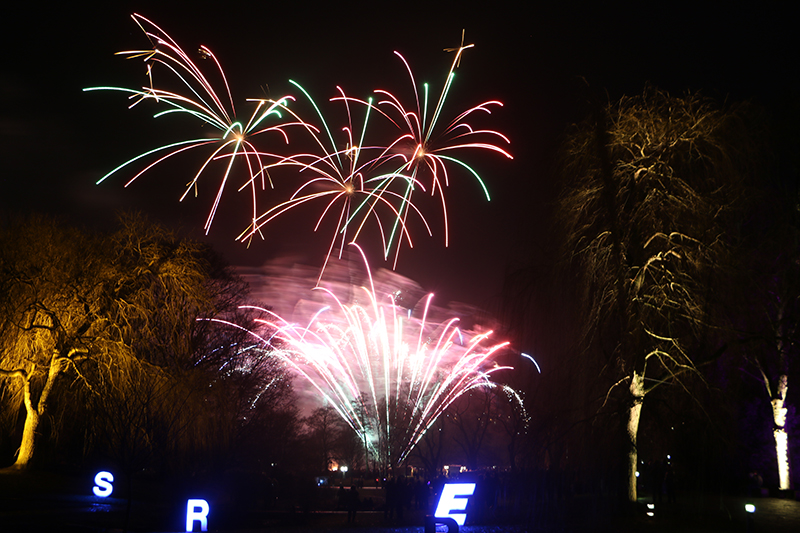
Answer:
(1, 470, 799, 532)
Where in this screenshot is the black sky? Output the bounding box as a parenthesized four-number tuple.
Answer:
(2, 2, 796, 309)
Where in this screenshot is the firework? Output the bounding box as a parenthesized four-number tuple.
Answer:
(354, 36, 513, 266)
(84, 13, 300, 235)
(89, 18, 511, 277)
(236, 82, 434, 283)
(214, 246, 512, 469)
(237, 40, 513, 275)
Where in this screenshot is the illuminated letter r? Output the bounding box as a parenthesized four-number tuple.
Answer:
(186, 499, 209, 532)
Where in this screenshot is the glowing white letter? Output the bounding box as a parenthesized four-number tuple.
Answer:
(435, 483, 475, 526)
(92, 471, 114, 498)
(186, 499, 209, 532)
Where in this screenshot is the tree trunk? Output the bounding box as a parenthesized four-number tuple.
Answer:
(772, 375, 790, 491)
(11, 356, 63, 470)
(11, 370, 40, 470)
(13, 403, 40, 469)
(626, 372, 644, 502)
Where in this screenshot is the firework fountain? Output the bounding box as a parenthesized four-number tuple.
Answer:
(216, 246, 512, 470)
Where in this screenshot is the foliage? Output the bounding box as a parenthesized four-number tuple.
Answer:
(0, 213, 294, 473)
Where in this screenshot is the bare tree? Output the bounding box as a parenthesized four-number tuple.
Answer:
(448, 387, 497, 471)
(737, 181, 800, 491)
(303, 405, 343, 473)
(412, 415, 447, 477)
(556, 88, 760, 501)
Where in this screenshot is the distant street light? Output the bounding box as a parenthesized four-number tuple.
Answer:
(745, 503, 755, 533)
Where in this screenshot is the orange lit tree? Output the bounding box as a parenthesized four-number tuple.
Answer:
(0, 214, 229, 470)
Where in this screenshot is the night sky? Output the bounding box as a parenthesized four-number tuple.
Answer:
(2, 2, 796, 309)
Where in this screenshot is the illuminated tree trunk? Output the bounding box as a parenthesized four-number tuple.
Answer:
(771, 307, 792, 491)
(772, 375, 790, 491)
(14, 375, 40, 469)
(626, 372, 644, 502)
(762, 308, 793, 492)
(7, 356, 65, 470)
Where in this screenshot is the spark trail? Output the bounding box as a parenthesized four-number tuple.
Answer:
(89, 17, 511, 279)
(84, 13, 299, 236)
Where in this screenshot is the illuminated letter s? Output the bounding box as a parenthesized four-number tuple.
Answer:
(92, 471, 114, 498)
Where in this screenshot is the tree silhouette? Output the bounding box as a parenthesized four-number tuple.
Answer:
(556, 87, 760, 501)
(737, 179, 800, 491)
(448, 387, 497, 471)
(303, 405, 343, 473)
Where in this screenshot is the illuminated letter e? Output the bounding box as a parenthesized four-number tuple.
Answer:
(434, 483, 476, 526)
